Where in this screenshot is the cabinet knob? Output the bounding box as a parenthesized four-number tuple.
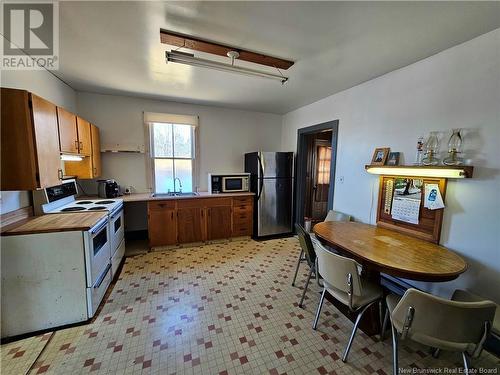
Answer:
(74, 140, 79, 149)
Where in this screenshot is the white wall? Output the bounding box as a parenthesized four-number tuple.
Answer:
(281, 29, 500, 302)
(76, 92, 282, 194)
(0, 34, 77, 214)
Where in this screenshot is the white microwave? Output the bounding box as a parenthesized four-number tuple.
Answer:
(209, 174, 250, 193)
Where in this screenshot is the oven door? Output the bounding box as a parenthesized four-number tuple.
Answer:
(110, 208, 124, 255)
(222, 177, 247, 192)
(84, 218, 111, 288)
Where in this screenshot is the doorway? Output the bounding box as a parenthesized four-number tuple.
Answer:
(295, 120, 338, 227)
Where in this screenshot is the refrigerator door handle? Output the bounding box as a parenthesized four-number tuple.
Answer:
(257, 154, 264, 200)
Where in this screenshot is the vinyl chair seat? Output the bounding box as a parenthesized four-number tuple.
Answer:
(326, 280, 382, 311)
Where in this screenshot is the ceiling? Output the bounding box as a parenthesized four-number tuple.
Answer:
(56, 1, 500, 114)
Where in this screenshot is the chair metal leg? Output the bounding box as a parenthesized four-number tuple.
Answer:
(462, 352, 470, 375)
(342, 301, 375, 362)
(312, 288, 327, 330)
(291, 249, 304, 286)
(381, 306, 389, 341)
(298, 266, 314, 308)
(391, 324, 399, 375)
(432, 348, 440, 358)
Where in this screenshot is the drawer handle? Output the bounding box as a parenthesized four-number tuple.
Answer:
(94, 264, 111, 289)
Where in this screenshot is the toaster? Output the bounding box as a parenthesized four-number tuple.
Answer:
(97, 179, 120, 198)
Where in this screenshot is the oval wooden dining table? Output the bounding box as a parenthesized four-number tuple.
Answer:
(313, 221, 468, 282)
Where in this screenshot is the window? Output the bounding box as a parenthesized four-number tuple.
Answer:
(150, 122, 196, 193)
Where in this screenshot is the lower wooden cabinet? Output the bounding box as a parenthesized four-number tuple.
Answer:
(148, 201, 177, 246)
(177, 207, 204, 243)
(148, 196, 253, 247)
(207, 206, 232, 240)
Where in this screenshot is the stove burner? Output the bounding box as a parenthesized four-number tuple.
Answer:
(95, 200, 115, 204)
(61, 207, 86, 212)
(88, 206, 107, 210)
(76, 201, 93, 205)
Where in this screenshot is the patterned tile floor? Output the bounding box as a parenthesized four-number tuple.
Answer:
(2, 238, 499, 374)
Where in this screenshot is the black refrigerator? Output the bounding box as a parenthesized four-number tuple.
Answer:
(245, 152, 294, 238)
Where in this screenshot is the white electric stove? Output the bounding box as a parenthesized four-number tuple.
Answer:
(33, 179, 125, 278)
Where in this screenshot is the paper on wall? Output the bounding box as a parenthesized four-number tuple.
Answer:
(424, 184, 445, 210)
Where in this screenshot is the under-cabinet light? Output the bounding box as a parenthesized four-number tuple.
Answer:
(365, 166, 473, 179)
(61, 154, 84, 161)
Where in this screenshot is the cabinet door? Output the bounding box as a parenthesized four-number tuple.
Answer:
(90, 124, 101, 177)
(177, 207, 204, 244)
(76, 117, 91, 156)
(31, 94, 62, 188)
(148, 207, 177, 247)
(207, 206, 232, 240)
(56, 107, 78, 153)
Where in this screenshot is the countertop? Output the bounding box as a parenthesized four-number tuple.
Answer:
(114, 192, 255, 203)
(2, 212, 108, 236)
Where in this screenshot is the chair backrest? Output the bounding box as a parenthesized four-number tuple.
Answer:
(392, 288, 496, 354)
(324, 210, 351, 222)
(312, 238, 362, 296)
(295, 224, 316, 267)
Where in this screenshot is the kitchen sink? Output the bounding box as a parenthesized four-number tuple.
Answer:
(152, 192, 199, 197)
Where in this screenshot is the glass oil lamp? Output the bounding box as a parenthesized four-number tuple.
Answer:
(443, 129, 464, 166)
(422, 132, 440, 166)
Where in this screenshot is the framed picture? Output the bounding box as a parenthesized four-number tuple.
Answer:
(387, 152, 400, 166)
(371, 147, 390, 165)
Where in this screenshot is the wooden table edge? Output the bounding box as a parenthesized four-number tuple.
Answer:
(313, 226, 468, 282)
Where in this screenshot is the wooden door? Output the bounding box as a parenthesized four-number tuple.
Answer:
(31, 94, 62, 188)
(207, 206, 232, 240)
(148, 205, 177, 247)
(56, 107, 78, 153)
(311, 140, 331, 220)
(90, 124, 101, 177)
(76, 117, 91, 156)
(177, 207, 204, 243)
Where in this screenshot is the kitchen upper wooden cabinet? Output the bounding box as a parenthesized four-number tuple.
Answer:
(90, 124, 101, 177)
(147, 196, 253, 247)
(56, 107, 79, 153)
(148, 201, 177, 247)
(76, 117, 91, 156)
(1, 88, 63, 190)
(64, 123, 102, 179)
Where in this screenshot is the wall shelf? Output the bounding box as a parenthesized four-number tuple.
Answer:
(365, 165, 473, 179)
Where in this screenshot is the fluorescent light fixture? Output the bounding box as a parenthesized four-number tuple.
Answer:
(365, 166, 473, 179)
(166, 51, 289, 84)
(61, 154, 84, 161)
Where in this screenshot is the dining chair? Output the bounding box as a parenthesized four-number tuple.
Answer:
(324, 210, 351, 222)
(292, 211, 351, 287)
(386, 288, 496, 375)
(292, 224, 317, 308)
(311, 238, 383, 362)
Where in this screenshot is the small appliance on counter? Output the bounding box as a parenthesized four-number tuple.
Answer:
(97, 179, 120, 198)
(208, 173, 250, 194)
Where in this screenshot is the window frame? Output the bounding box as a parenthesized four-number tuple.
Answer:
(147, 122, 199, 194)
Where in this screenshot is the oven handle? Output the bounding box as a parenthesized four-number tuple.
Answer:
(90, 219, 108, 235)
(94, 264, 111, 289)
(110, 206, 124, 220)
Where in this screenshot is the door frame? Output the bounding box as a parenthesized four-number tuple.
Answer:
(294, 120, 339, 227)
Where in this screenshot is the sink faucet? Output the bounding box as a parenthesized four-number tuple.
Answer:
(173, 177, 182, 193)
